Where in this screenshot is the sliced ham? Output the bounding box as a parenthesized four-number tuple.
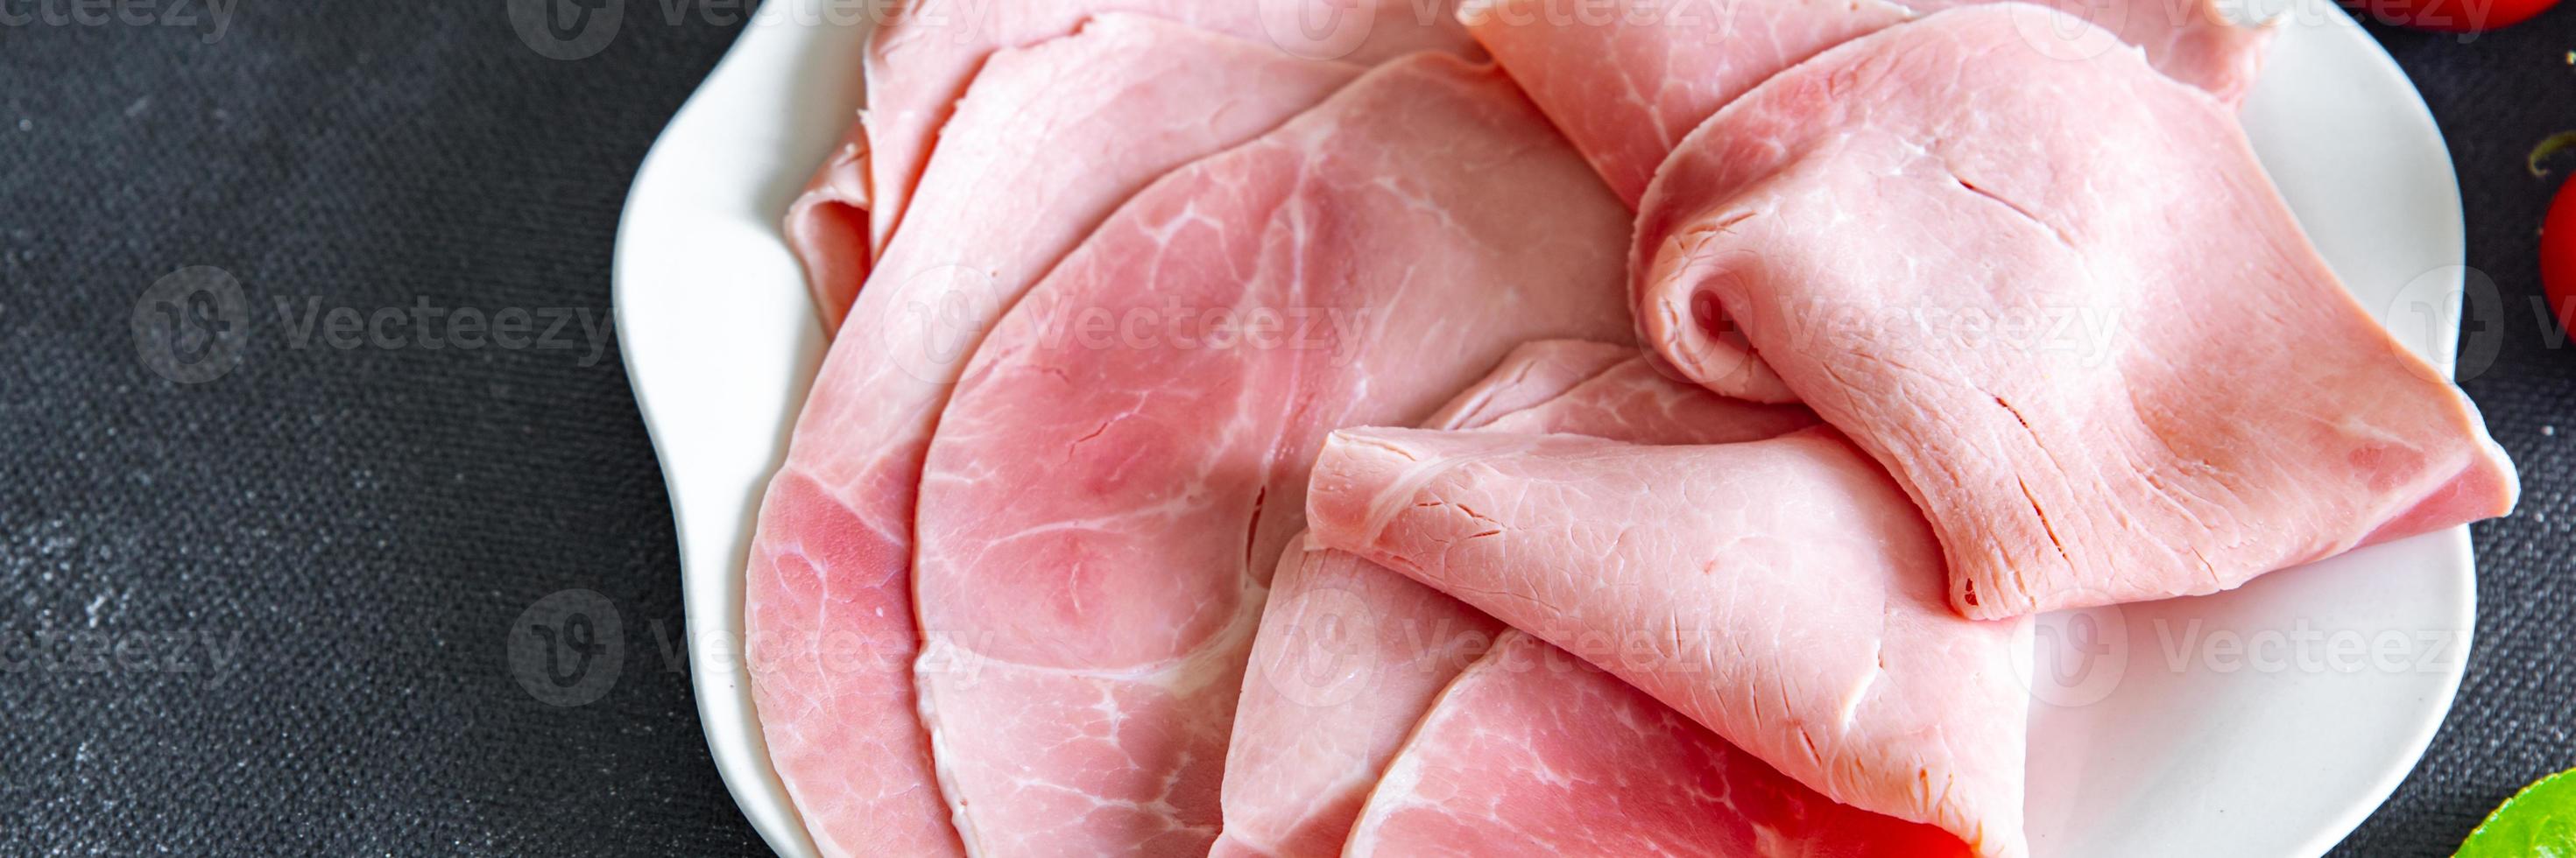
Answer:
(1306, 427, 2032, 857)
(742, 21, 1357, 858)
(784, 121, 873, 333)
(1910, 0, 2277, 102)
(1215, 341, 1812, 856)
(1472, 355, 1817, 441)
(784, 0, 1476, 331)
(1346, 629, 1976, 858)
(1459, 0, 1905, 207)
(1458, 0, 2271, 206)
(1210, 341, 1612, 858)
(1417, 340, 1640, 432)
(1630, 4, 2518, 618)
(909, 54, 1635, 857)
(1217, 541, 1506, 858)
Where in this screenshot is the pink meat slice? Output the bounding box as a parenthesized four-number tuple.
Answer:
(1345, 629, 1976, 858)
(1458, 0, 2270, 207)
(785, 120, 873, 334)
(1416, 340, 1639, 432)
(1217, 542, 1503, 858)
(1306, 427, 2033, 857)
(1475, 356, 1817, 441)
(1630, 4, 2518, 618)
(1907, 0, 2276, 102)
(1215, 341, 1814, 857)
(784, 0, 1476, 331)
(742, 21, 1358, 858)
(1211, 341, 1613, 858)
(910, 54, 1636, 857)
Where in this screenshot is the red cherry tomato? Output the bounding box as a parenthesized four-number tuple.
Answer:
(2350, 0, 2558, 32)
(2545, 174, 2576, 336)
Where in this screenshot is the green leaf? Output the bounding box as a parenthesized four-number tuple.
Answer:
(2459, 768, 2576, 858)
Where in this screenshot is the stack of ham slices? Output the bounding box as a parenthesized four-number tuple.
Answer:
(745, 1, 2521, 854)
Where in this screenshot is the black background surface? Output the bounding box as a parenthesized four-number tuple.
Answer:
(0, 2, 2568, 855)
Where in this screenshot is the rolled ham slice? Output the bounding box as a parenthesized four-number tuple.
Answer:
(1631, 4, 2517, 618)
(1307, 427, 2033, 857)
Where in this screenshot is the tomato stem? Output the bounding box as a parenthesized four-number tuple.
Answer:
(2526, 130, 2576, 179)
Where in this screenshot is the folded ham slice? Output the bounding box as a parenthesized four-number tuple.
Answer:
(1216, 341, 1813, 856)
(1218, 542, 1507, 858)
(1307, 427, 2032, 857)
(743, 21, 1356, 858)
(1631, 4, 2517, 618)
(785, 0, 1475, 331)
(1211, 341, 1613, 858)
(1459, 0, 2271, 206)
(910, 54, 1635, 857)
(785, 121, 873, 333)
(1347, 629, 1977, 858)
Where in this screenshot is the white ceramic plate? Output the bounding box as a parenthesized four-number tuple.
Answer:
(614, 2, 2474, 855)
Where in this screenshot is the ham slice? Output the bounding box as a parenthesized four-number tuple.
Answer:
(742, 21, 1357, 858)
(784, 0, 1476, 332)
(1217, 542, 1506, 858)
(1416, 340, 1641, 432)
(785, 121, 873, 333)
(1346, 629, 1976, 857)
(1306, 427, 2033, 857)
(1459, 0, 2271, 206)
(1210, 341, 1613, 858)
(1215, 341, 1813, 856)
(910, 54, 1635, 857)
(1631, 4, 2517, 618)
(1910, 0, 2278, 102)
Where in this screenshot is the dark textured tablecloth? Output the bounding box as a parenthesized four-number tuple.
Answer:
(0, 2, 2568, 855)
